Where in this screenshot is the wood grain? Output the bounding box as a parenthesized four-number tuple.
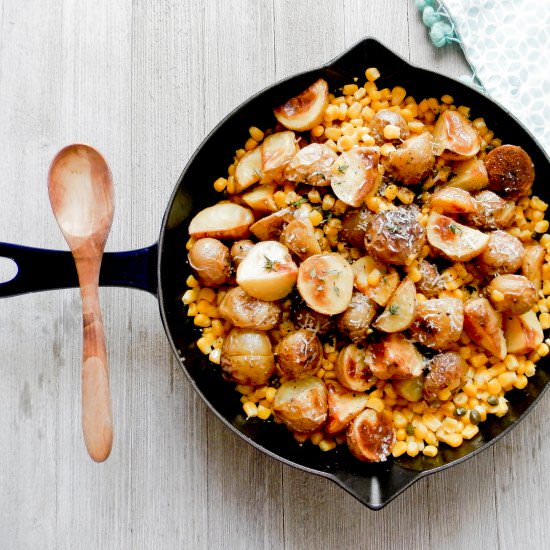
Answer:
(0, 0, 548, 548)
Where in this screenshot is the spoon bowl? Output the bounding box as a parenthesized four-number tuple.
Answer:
(48, 144, 115, 462)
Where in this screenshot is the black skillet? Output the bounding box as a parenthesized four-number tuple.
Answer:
(1, 38, 549, 510)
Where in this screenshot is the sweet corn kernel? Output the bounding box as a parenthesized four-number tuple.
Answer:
(187, 303, 198, 317)
(440, 417, 460, 432)
(380, 143, 396, 157)
(462, 424, 479, 439)
(367, 396, 385, 413)
(322, 194, 335, 211)
(422, 413, 442, 432)
(257, 405, 272, 420)
(310, 432, 323, 446)
(308, 189, 322, 204)
(243, 402, 258, 418)
(397, 187, 415, 205)
(535, 220, 549, 233)
(407, 441, 420, 457)
(383, 124, 401, 140)
(441, 94, 454, 104)
(311, 125, 324, 138)
(194, 313, 211, 328)
(198, 287, 216, 302)
(244, 138, 258, 151)
(487, 378, 502, 395)
(437, 432, 463, 447)
(498, 371, 517, 390)
(367, 269, 382, 287)
(182, 288, 199, 305)
(539, 312, 550, 329)
(514, 374, 528, 389)
(365, 67, 381, 82)
(393, 411, 408, 429)
(396, 428, 407, 441)
(186, 275, 199, 288)
(249, 126, 264, 142)
(392, 441, 408, 457)
(338, 135, 355, 151)
(423, 445, 438, 457)
(537, 343, 549, 357)
(391, 86, 407, 106)
(209, 348, 221, 364)
(463, 382, 477, 397)
(319, 439, 337, 452)
(213, 177, 227, 192)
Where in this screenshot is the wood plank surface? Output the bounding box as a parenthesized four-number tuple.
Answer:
(0, 1, 548, 548)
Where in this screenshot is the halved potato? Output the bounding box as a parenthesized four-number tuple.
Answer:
(486, 275, 537, 315)
(234, 147, 263, 193)
(431, 187, 476, 214)
(393, 378, 424, 402)
(426, 212, 489, 261)
(504, 310, 543, 355)
(325, 381, 370, 435)
(261, 131, 299, 181)
(297, 253, 354, 315)
(346, 408, 395, 462)
(373, 277, 416, 333)
(249, 208, 294, 240)
(280, 218, 321, 261)
(284, 143, 336, 186)
(274, 78, 329, 131)
(464, 298, 506, 360)
(335, 344, 373, 392)
(241, 184, 277, 213)
(386, 132, 435, 185)
(522, 244, 545, 291)
(447, 158, 488, 191)
(368, 334, 424, 380)
(236, 240, 298, 301)
(432, 110, 480, 159)
(188, 203, 255, 239)
(330, 147, 380, 207)
(370, 271, 401, 307)
(351, 255, 400, 306)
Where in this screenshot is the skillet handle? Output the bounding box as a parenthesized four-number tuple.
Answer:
(0, 242, 158, 297)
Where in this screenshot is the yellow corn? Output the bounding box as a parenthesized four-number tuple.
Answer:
(193, 313, 211, 328)
(392, 441, 408, 457)
(257, 405, 272, 420)
(243, 402, 258, 418)
(249, 126, 264, 141)
(319, 439, 337, 452)
(423, 445, 438, 457)
(367, 396, 384, 413)
(365, 67, 381, 82)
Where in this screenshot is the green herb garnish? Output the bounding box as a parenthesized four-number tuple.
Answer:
(290, 197, 307, 207)
(264, 256, 276, 272)
(449, 223, 461, 235)
(337, 164, 349, 174)
(389, 304, 399, 315)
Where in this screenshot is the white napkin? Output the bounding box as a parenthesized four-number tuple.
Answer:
(440, 0, 550, 153)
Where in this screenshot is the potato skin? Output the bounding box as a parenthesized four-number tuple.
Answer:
(219, 287, 281, 330)
(486, 274, 537, 315)
(273, 377, 328, 433)
(188, 238, 231, 286)
(477, 230, 524, 276)
(365, 206, 426, 265)
(340, 208, 372, 250)
(387, 132, 435, 185)
(284, 143, 337, 186)
(466, 190, 515, 230)
(230, 240, 255, 267)
(368, 109, 410, 145)
(416, 260, 445, 298)
(277, 329, 323, 378)
(346, 408, 395, 462)
(293, 305, 334, 335)
(220, 328, 275, 385)
(423, 352, 467, 401)
(486, 144, 535, 198)
(337, 292, 377, 343)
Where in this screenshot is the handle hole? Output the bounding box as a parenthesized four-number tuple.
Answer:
(0, 257, 18, 284)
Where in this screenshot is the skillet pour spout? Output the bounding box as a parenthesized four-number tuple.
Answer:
(1, 38, 549, 510)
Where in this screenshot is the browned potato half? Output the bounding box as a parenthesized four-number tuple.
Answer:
(368, 334, 424, 379)
(369, 271, 401, 307)
(297, 253, 354, 315)
(261, 131, 299, 181)
(337, 292, 377, 343)
(423, 352, 467, 402)
(432, 110, 480, 159)
(236, 241, 298, 301)
(486, 144, 535, 199)
(464, 298, 506, 359)
(522, 244, 545, 290)
(277, 329, 323, 378)
(393, 378, 424, 402)
(325, 381, 370, 435)
(220, 328, 275, 385)
(274, 78, 329, 132)
(447, 158, 488, 191)
(476, 230, 524, 276)
(368, 109, 410, 145)
(188, 203, 255, 240)
(386, 132, 435, 185)
(284, 143, 337, 186)
(416, 260, 445, 298)
(280, 218, 322, 261)
(486, 274, 537, 315)
(249, 208, 294, 241)
(234, 147, 262, 193)
(504, 310, 543, 355)
(410, 298, 464, 350)
(335, 344, 372, 392)
(351, 255, 384, 294)
(340, 208, 371, 249)
(188, 238, 231, 286)
(365, 206, 426, 265)
(466, 190, 515, 230)
(272, 376, 328, 433)
(330, 147, 380, 207)
(426, 212, 489, 262)
(373, 277, 416, 333)
(431, 187, 476, 214)
(346, 408, 396, 462)
(219, 287, 281, 330)
(241, 184, 277, 213)
(230, 239, 254, 267)
(293, 305, 333, 335)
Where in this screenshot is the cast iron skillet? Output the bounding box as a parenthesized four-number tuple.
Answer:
(1, 39, 549, 510)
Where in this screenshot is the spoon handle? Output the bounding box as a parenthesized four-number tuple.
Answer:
(78, 259, 113, 462)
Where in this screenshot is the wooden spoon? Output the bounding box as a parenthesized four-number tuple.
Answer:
(48, 144, 114, 462)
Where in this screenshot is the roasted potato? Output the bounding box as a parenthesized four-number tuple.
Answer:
(325, 381, 370, 435)
(272, 376, 328, 433)
(432, 110, 480, 159)
(368, 333, 424, 380)
(284, 143, 337, 186)
(230, 239, 255, 267)
(340, 208, 372, 250)
(219, 287, 281, 330)
(423, 352, 467, 402)
(431, 187, 476, 214)
(522, 244, 545, 291)
(476, 230, 524, 276)
(386, 132, 435, 185)
(335, 345, 372, 392)
(249, 208, 294, 241)
(365, 206, 426, 265)
(393, 378, 424, 402)
(337, 292, 377, 343)
(447, 158, 489, 192)
(188, 238, 231, 286)
(368, 109, 410, 145)
(463, 298, 506, 360)
(293, 305, 333, 335)
(220, 328, 275, 385)
(416, 260, 445, 298)
(373, 277, 416, 333)
(241, 184, 277, 213)
(234, 147, 263, 193)
(280, 218, 322, 261)
(188, 203, 255, 240)
(409, 298, 464, 350)
(277, 329, 323, 378)
(486, 274, 537, 315)
(261, 131, 299, 181)
(346, 408, 396, 462)
(504, 310, 543, 355)
(466, 190, 515, 230)
(486, 144, 535, 198)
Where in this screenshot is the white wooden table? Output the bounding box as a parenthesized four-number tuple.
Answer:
(1, 1, 549, 548)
